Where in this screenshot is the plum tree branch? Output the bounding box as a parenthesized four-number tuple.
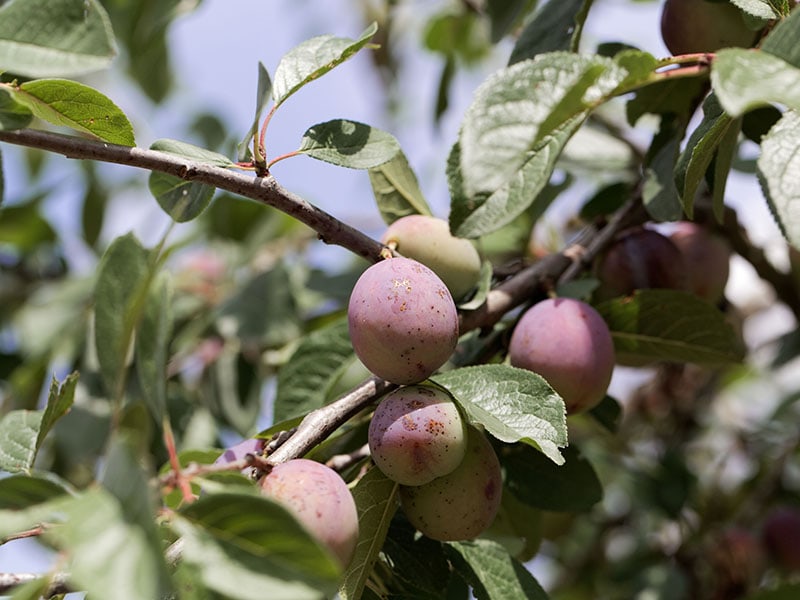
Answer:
(0, 572, 71, 596)
(0, 128, 385, 262)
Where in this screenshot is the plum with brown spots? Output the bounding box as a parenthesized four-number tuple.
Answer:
(259, 459, 359, 568)
(348, 256, 459, 384)
(399, 427, 502, 541)
(368, 385, 467, 486)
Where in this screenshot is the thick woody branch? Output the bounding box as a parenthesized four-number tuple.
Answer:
(0, 128, 385, 262)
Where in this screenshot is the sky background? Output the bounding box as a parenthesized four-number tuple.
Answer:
(1, 0, 795, 588)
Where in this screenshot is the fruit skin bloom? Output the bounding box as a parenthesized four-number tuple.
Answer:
(508, 297, 615, 414)
(348, 256, 459, 385)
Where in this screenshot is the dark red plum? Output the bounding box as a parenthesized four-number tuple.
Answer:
(661, 0, 759, 56)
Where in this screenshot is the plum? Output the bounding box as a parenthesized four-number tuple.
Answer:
(259, 458, 359, 568)
(399, 428, 502, 541)
(594, 226, 688, 301)
(508, 297, 615, 414)
(381, 215, 482, 300)
(660, 0, 759, 56)
(348, 257, 459, 384)
(762, 506, 800, 571)
(368, 385, 467, 486)
(669, 221, 731, 304)
(213, 437, 265, 476)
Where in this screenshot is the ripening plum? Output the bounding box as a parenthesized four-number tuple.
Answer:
(508, 297, 615, 414)
(762, 506, 800, 571)
(594, 227, 688, 301)
(399, 428, 502, 541)
(368, 385, 467, 486)
(669, 221, 731, 304)
(660, 0, 759, 56)
(348, 257, 459, 384)
(381, 215, 482, 300)
(259, 459, 359, 568)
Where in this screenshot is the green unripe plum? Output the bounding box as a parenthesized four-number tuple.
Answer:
(669, 221, 731, 304)
(368, 385, 467, 486)
(660, 0, 759, 56)
(381, 215, 482, 300)
(348, 257, 459, 384)
(259, 459, 359, 568)
(594, 227, 688, 301)
(399, 428, 502, 541)
(508, 297, 615, 414)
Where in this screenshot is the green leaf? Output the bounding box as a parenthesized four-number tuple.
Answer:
(0, 472, 70, 510)
(274, 318, 355, 423)
(369, 150, 432, 224)
(508, 0, 586, 64)
(151, 138, 236, 168)
(0, 87, 32, 130)
(761, 2, 800, 67)
(596, 289, 746, 365)
(711, 48, 800, 117)
(0, 199, 56, 251)
(175, 493, 341, 600)
(446, 539, 549, 600)
(757, 109, 800, 249)
(94, 233, 153, 399)
(642, 116, 684, 221)
(272, 22, 378, 107)
(238, 61, 272, 161)
(147, 139, 234, 222)
(43, 488, 170, 600)
(0, 411, 43, 473)
(297, 119, 401, 169)
(339, 467, 399, 600)
(0, 372, 76, 473)
(457, 52, 626, 202)
(746, 583, 800, 600)
(449, 115, 583, 238)
(0, 0, 116, 78)
(674, 94, 737, 218)
(135, 273, 173, 420)
(37, 372, 78, 453)
(149, 172, 215, 223)
(730, 0, 778, 19)
(12, 79, 135, 145)
(451, 52, 626, 238)
(501, 444, 603, 512)
(431, 365, 568, 465)
(711, 111, 742, 222)
(100, 434, 170, 593)
(215, 264, 301, 347)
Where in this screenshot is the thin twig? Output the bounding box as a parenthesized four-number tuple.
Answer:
(0, 128, 385, 262)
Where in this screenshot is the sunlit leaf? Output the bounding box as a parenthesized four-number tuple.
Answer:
(447, 539, 548, 600)
(0, 0, 116, 77)
(12, 79, 134, 145)
(757, 109, 800, 249)
(432, 365, 567, 465)
(272, 22, 378, 107)
(711, 48, 800, 117)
